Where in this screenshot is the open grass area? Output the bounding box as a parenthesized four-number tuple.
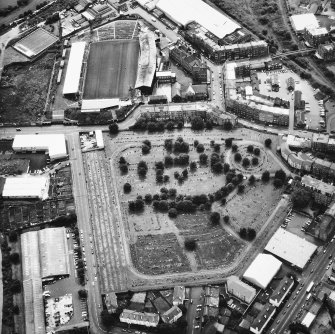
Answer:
(83, 39, 139, 99)
(0, 52, 54, 123)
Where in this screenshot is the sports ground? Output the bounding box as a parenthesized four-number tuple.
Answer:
(83, 40, 139, 99)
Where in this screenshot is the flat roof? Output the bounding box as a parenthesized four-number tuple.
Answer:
(226, 276, 256, 303)
(156, 0, 241, 39)
(265, 228, 317, 269)
(250, 303, 276, 332)
(301, 312, 316, 328)
(269, 276, 294, 304)
(243, 254, 282, 289)
(290, 13, 319, 32)
(63, 42, 86, 95)
(81, 98, 121, 112)
(12, 134, 67, 160)
(120, 309, 159, 327)
(3, 175, 49, 200)
(306, 27, 328, 36)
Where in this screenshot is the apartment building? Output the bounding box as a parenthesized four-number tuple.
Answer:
(304, 27, 328, 47)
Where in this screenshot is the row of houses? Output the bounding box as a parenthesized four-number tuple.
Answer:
(140, 103, 238, 125)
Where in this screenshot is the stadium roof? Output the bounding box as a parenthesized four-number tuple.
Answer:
(63, 42, 86, 95)
(12, 134, 67, 160)
(3, 175, 49, 200)
(156, 0, 241, 39)
(243, 254, 282, 289)
(290, 13, 319, 32)
(135, 31, 157, 89)
(264, 229, 317, 269)
(39, 228, 70, 279)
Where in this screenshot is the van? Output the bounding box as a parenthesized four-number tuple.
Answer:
(16, 128, 21, 131)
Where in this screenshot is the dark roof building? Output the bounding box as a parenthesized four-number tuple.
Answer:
(250, 303, 276, 334)
(269, 277, 294, 307)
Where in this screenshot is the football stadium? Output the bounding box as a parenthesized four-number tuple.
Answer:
(13, 28, 58, 58)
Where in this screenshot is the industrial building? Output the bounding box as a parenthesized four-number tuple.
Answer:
(290, 13, 319, 34)
(156, 0, 241, 39)
(21, 228, 70, 334)
(269, 276, 294, 307)
(264, 229, 317, 270)
(62, 42, 86, 97)
(226, 276, 256, 304)
(12, 134, 67, 161)
(2, 175, 49, 200)
(243, 254, 282, 289)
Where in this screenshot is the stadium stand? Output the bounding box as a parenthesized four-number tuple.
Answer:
(97, 20, 139, 41)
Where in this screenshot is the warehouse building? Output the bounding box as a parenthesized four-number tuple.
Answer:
(264, 229, 317, 270)
(63, 42, 86, 97)
(2, 175, 49, 200)
(290, 13, 319, 34)
(226, 276, 256, 304)
(156, 0, 241, 39)
(12, 134, 67, 161)
(243, 254, 282, 289)
(21, 228, 70, 334)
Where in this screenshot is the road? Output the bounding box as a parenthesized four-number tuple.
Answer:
(271, 241, 335, 334)
(186, 287, 204, 334)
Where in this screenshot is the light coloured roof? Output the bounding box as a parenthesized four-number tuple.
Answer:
(265, 229, 317, 269)
(12, 134, 67, 160)
(3, 175, 49, 200)
(243, 254, 282, 289)
(301, 312, 316, 328)
(156, 0, 241, 39)
(63, 42, 86, 95)
(95, 130, 104, 149)
(306, 27, 328, 36)
(120, 309, 159, 327)
(81, 98, 122, 112)
(290, 13, 319, 32)
(39, 228, 70, 279)
(226, 276, 256, 303)
(301, 175, 335, 195)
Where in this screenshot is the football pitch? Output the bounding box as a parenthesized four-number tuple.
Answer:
(83, 40, 139, 99)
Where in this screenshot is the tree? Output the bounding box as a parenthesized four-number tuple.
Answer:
(273, 178, 284, 188)
(275, 169, 286, 182)
(8, 231, 18, 242)
(191, 116, 205, 130)
(210, 212, 221, 225)
(261, 170, 270, 182)
(212, 162, 223, 173)
(168, 208, 178, 218)
(213, 143, 220, 152)
(164, 156, 173, 167)
(109, 123, 119, 134)
(205, 121, 213, 130)
(119, 156, 126, 164)
(265, 138, 272, 148)
(196, 144, 205, 153)
(166, 121, 175, 130)
(13, 305, 20, 315)
(242, 157, 250, 167)
(155, 161, 165, 170)
(194, 140, 199, 147)
(101, 310, 118, 327)
(143, 139, 151, 148)
(239, 228, 247, 239)
(252, 157, 258, 165)
(254, 147, 260, 156)
(223, 215, 230, 223)
(190, 161, 197, 171)
(249, 175, 256, 185)
(142, 144, 150, 154)
(223, 121, 233, 131)
(10, 279, 21, 294)
(168, 188, 177, 198)
(291, 189, 311, 208)
(182, 169, 188, 178)
(232, 144, 238, 152)
(199, 153, 208, 165)
(164, 139, 173, 151)
(238, 184, 245, 193)
(123, 183, 131, 193)
(177, 121, 184, 129)
(120, 164, 128, 174)
(247, 228, 256, 240)
(78, 289, 88, 298)
(9, 253, 20, 264)
(234, 153, 242, 162)
(247, 145, 254, 153)
(223, 163, 230, 174)
(163, 175, 170, 183)
(225, 138, 232, 148)
(184, 239, 197, 251)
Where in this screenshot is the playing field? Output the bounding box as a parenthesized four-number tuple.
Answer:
(83, 40, 139, 99)
(13, 28, 58, 58)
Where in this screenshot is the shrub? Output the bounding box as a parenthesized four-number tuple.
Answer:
(213, 144, 220, 152)
(190, 161, 197, 171)
(199, 153, 208, 165)
(109, 123, 119, 134)
(265, 138, 272, 148)
(254, 147, 260, 156)
(261, 170, 270, 182)
(191, 116, 205, 130)
(252, 157, 258, 165)
(247, 145, 254, 153)
(142, 144, 150, 154)
(223, 215, 230, 223)
(168, 208, 178, 218)
(119, 156, 126, 164)
(163, 175, 170, 183)
(205, 121, 213, 130)
(225, 138, 232, 148)
(123, 183, 131, 193)
(143, 139, 151, 148)
(184, 239, 197, 251)
(249, 175, 256, 185)
(10, 279, 21, 294)
(242, 157, 250, 167)
(120, 164, 128, 174)
(223, 122, 233, 130)
(8, 231, 18, 243)
(145, 194, 152, 203)
(210, 212, 221, 225)
(196, 144, 205, 153)
(274, 178, 284, 188)
(232, 144, 238, 152)
(238, 184, 245, 193)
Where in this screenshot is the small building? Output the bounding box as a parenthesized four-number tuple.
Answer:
(161, 306, 182, 324)
(269, 276, 294, 307)
(249, 303, 276, 334)
(226, 276, 256, 304)
(312, 133, 329, 152)
(105, 292, 118, 313)
(328, 291, 335, 310)
(270, 74, 279, 92)
(148, 95, 168, 104)
(173, 286, 185, 306)
(265, 59, 282, 71)
(318, 43, 335, 60)
(286, 77, 295, 91)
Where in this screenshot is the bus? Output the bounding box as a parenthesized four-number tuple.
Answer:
(306, 281, 314, 293)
